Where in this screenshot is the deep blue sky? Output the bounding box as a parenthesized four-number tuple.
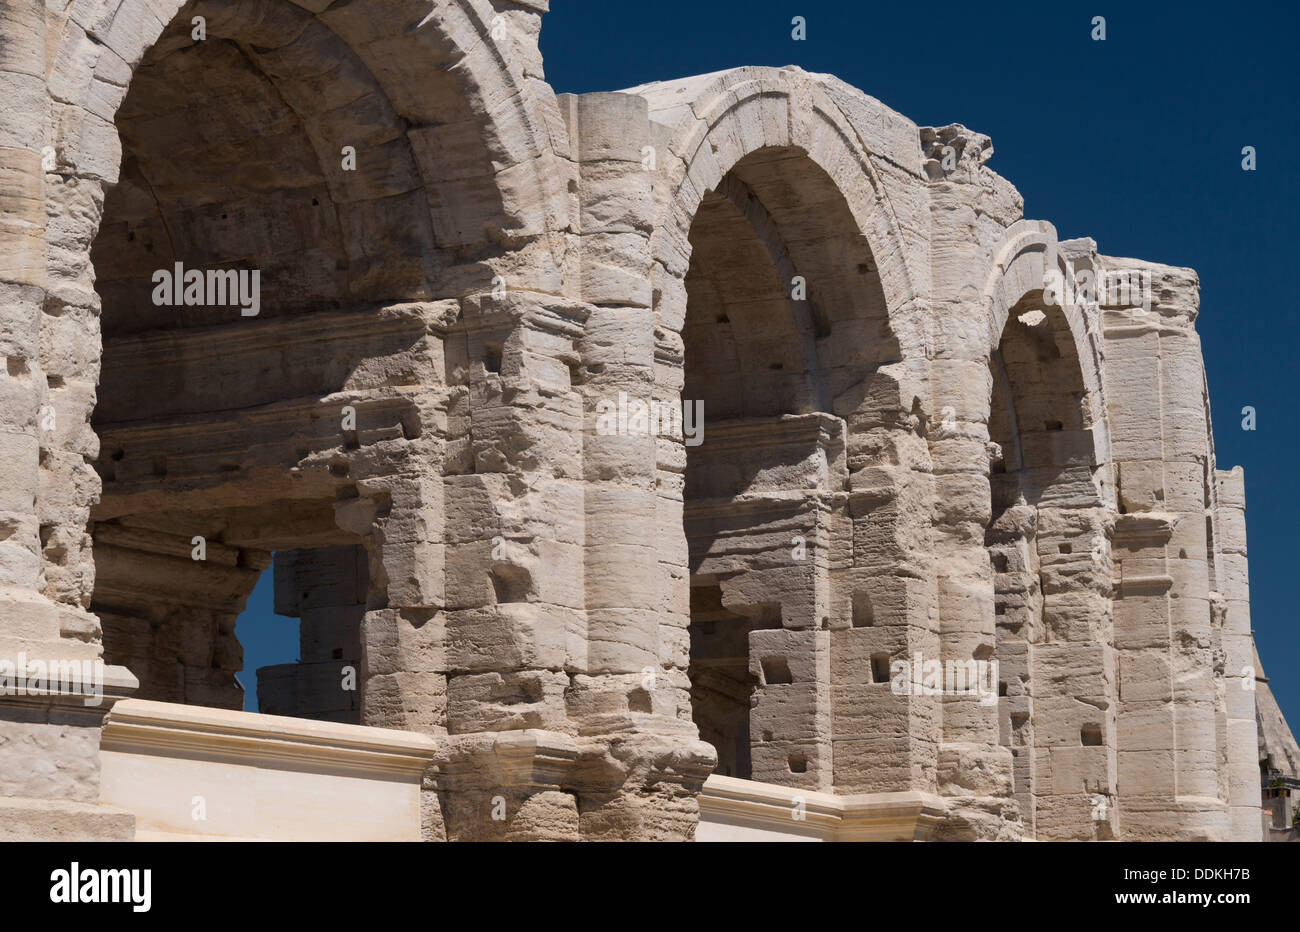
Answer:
(239, 1, 1299, 729)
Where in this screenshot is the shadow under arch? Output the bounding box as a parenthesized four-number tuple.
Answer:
(682, 144, 899, 424)
(985, 285, 1116, 841)
(619, 66, 940, 794)
(675, 138, 901, 786)
(62, 0, 566, 723)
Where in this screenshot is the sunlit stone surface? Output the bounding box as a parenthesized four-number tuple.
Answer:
(0, 0, 1285, 842)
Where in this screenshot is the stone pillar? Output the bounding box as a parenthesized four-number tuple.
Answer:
(930, 356, 1009, 798)
(1104, 259, 1227, 840)
(987, 500, 1039, 832)
(920, 164, 1017, 839)
(0, 0, 133, 838)
(403, 289, 593, 841)
(1214, 467, 1262, 840)
(0, 0, 55, 662)
(560, 90, 714, 839)
(1028, 496, 1117, 840)
(565, 91, 659, 676)
(821, 390, 940, 809)
(1160, 326, 1221, 816)
(683, 415, 842, 790)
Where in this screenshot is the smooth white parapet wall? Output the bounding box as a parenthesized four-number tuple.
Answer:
(99, 699, 437, 841)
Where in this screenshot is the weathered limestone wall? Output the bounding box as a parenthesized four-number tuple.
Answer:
(1101, 256, 1258, 840)
(1216, 471, 1265, 838)
(0, 0, 1282, 841)
(684, 414, 845, 789)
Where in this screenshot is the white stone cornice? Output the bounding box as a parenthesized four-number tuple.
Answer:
(698, 774, 950, 841)
(102, 698, 437, 778)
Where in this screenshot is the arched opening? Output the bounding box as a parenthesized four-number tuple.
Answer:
(680, 146, 896, 789)
(82, 0, 464, 721)
(986, 293, 1110, 838)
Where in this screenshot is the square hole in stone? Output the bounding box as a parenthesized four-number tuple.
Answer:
(761, 656, 793, 685)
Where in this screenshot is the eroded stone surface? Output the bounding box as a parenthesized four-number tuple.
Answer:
(0, 0, 1285, 841)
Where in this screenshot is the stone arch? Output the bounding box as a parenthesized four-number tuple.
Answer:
(636, 66, 927, 377)
(622, 67, 938, 795)
(981, 221, 1111, 472)
(630, 67, 937, 464)
(679, 148, 897, 422)
(48, 0, 571, 264)
(38, 0, 570, 729)
(979, 221, 1118, 840)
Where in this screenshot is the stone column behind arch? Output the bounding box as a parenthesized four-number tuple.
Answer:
(389, 289, 593, 842)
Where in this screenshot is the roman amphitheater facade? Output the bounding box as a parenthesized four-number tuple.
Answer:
(0, 0, 1281, 841)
